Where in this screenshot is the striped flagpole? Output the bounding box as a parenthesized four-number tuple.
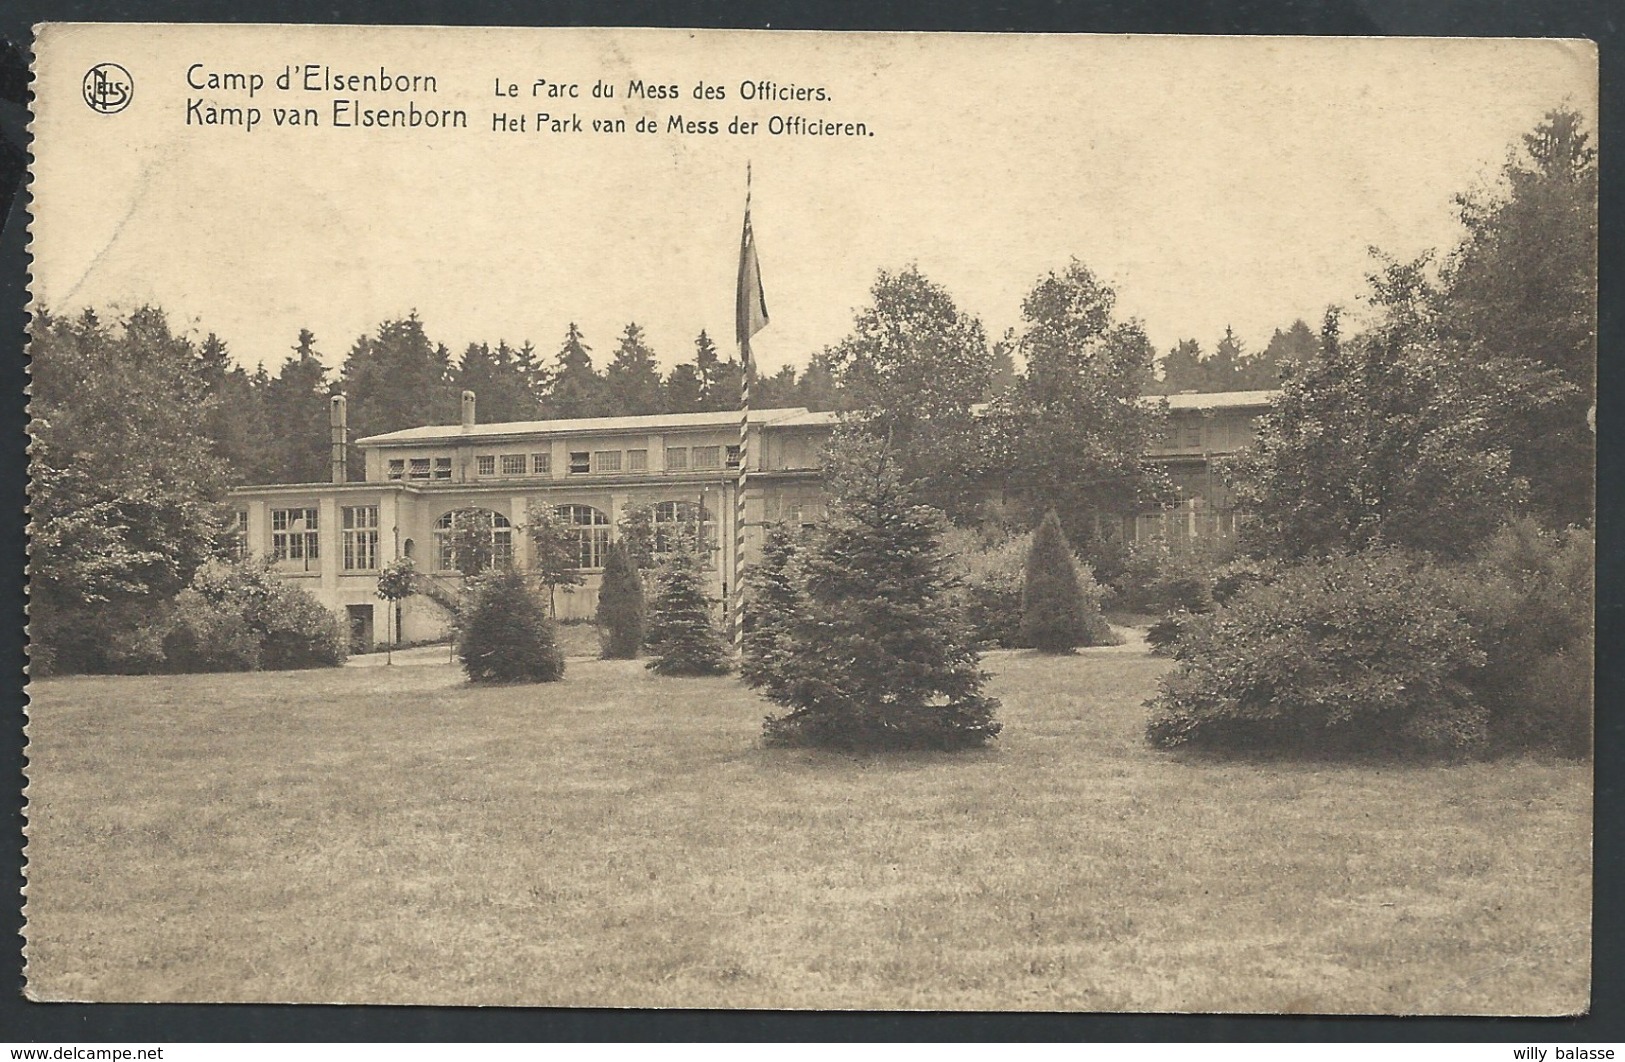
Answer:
(733, 350, 750, 649)
(732, 163, 768, 649)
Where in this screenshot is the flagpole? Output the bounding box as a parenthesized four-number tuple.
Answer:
(732, 164, 753, 651)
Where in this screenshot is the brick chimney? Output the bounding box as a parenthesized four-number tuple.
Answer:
(461, 390, 476, 429)
(329, 394, 347, 484)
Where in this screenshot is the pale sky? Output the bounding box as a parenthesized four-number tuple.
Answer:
(32, 26, 1597, 379)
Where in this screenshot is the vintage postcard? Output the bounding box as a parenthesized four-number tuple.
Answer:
(24, 24, 1596, 1011)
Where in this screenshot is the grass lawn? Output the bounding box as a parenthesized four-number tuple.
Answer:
(24, 643, 1590, 1012)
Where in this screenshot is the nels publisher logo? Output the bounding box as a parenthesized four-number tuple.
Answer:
(82, 62, 133, 114)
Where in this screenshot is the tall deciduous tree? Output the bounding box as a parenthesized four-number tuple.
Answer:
(30, 306, 233, 673)
(1230, 286, 1563, 561)
(827, 264, 993, 520)
(525, 502, 585, 616)
(987, 258, 1168, 544)
(1441, 107, 1596, 527)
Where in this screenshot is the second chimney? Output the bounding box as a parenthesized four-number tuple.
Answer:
(329, 394, 348, 484)
(461, 390, 476, 429)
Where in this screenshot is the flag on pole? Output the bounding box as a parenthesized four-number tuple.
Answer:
(736, 187, 769, 355)
(732, 166, 768, 649)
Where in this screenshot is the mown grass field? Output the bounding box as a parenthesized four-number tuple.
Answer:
(24, 640, 1590, 1013)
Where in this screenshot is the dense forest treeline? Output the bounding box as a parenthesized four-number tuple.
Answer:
(86, 301, 1331, 489)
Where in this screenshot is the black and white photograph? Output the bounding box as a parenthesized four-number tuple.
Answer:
(22, 24, 1597, 1014)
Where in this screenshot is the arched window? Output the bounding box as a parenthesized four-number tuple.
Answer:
(433, 508, 513, 574)
(555, 504, 611, 570)
(652, 500, 714, 561)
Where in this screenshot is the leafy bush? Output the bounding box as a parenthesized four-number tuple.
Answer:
(645, 543, 731, 677)
(160, 589, 261, 672)
(1111, 540, 1229, 615)
(1146, 549, 1488, 758)
(89, 561, 343, 674)
(457, 567, 565, 684)
(1444, 520, 1593, 756)
(944, 525, 1112, 649)
(193, 561, 347, 670)
(595, 541, 645, 659)
(1020, 510, 1100, 653)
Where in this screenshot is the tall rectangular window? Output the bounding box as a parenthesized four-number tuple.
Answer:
(342, 505, 379, 571)
(433, 456, 453, 480)
(692, 445, 722, 470)
(476, 455, 496, 477)
(500, 454, 527, 476)
(627, 449, 648, 472)
(593, 450, 622, 473)
(229, 510, 249, 560)
(531, 452, 551, 475)
(1183, 423, 1203, 449)
(270, 507, 319, 563)
(665, 447, 689, 471)
(725, 445, 741, 469)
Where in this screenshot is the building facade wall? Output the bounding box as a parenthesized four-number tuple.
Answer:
(230, 395, 1273, 647)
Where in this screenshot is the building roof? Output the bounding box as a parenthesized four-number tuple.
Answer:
(1156, 389, 1280, 411)
(769, 410, 842, 428)
(356, 407, 814, 447)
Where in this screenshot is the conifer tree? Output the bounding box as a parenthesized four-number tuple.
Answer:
(645, 542, 732, 676)
(340, 313, 457, 438)
(761, 432, 1000, 750)
(1019, 509, 1095, 653)
(596, 541, 645, 659)
(549, 322, 601, 418)
(602, 322, 665, 415)
(260, 329, 333, 484)
(741, 523, 805, 697)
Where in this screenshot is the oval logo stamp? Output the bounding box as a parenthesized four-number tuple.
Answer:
(82, 62, 133, 113)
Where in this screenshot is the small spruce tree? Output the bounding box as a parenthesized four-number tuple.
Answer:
(761, 432, 1000, 750)
(1019, 509, 1095, 653)
(596, 541, 645, 659)
(645, 542, 732, 676)
(741, 523, 805, 698)
(456, 567, 565, 684)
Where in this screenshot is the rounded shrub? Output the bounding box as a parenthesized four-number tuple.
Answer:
(1145, 549, 1488, 758)
(161, 589, 261, 672)
(457, 567, 565, 684)
(192, 560, 347, 670)
(253, 583, 348, 669)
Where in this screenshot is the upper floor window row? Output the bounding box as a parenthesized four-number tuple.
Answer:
(388, 456, 453, 482)
(382, 442, 746, 480)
